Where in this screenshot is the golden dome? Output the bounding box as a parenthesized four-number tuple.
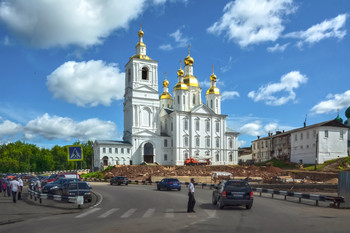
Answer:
(206, 86, 220, 95)
(160, 92, 172, 100)
(136, 41, 146, 47)
(174, 82, 188, 90)
(163, 78, 169, 88)
(177, 68, 184, 76)
(210, 73, 217, 81)
(184, 55, 194, 66)
(130, 54, 151, 60)
(138, 29, 144, 37)
(183, 74, 199, 87)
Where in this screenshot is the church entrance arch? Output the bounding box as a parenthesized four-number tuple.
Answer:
(143, 142, 154, 163)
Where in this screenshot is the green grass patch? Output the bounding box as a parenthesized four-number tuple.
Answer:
(254, 159, 297, 169)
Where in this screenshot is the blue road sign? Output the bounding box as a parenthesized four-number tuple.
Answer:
(67, 146, 83, 161)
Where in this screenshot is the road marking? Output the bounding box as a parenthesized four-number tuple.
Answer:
(204, 209, 217, 218)
(142, 208, 155, 218)
(165, 209, 174, 218)
(120, 208, 137, 218)
(92, 190, 103, 208)
(75, 208, 101, 218)
(98, 208, 119, 218)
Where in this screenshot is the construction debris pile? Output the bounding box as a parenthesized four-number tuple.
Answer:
(103, 165, 287, 182)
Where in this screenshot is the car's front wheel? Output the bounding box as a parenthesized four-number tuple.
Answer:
(246, 204, 252, 209)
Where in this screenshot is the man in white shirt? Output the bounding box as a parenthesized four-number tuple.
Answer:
(10, 178, 20, 203)
(187, 178, 196, 213)
(18, 177, 23, 200)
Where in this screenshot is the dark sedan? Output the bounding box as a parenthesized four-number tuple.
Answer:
(212, 179, 253, 209)
(42, 178, 76, 194)
(110, 176, 129, 185)
(62, 181, 92, 203)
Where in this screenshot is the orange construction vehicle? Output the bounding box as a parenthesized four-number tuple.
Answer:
(184, 158, 211, 165)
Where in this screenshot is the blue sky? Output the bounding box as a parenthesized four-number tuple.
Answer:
(0, 0, 349, 148)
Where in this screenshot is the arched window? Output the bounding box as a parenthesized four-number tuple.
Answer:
(184, 152, 189, 159)
(195, 118, 200, 131)
(102, 156, 108, 166)
(128, 69, 131, 83)
(177, 95, 180, 104)
(193, 94, 196, 105)
(216, 153, 219, 161)
(183, 95, 185, 105)
(196, 137, 200, 147)
(229, 154, 233, 162)
(142, 67, 148, 80)
(211, 99, 213, 108)
(229, 138, 233, 148)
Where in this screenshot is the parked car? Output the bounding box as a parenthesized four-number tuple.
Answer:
(42, 173, 81, 186)
(157, 178, 181, 191)
(42, 178, 78, 195)
(61, 181, 92, 203)
(212, 179, 253, 209)
(110, 176, 129, 185)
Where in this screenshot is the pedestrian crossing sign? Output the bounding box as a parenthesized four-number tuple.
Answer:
(67, 146, 83, 161)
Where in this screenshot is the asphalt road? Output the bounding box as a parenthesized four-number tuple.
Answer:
(1, 182, 349, 233)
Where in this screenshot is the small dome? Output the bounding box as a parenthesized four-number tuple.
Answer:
(183, 75, 199, 87)
(163, 78, 169, 88)
(130, 54, 151, 60)
(210, 73, 217, 81)
(174, 82, 188, 90)
(177, 68, 184, 76)
(345, 106, 350, 119)
(138, 29, 144, 37)
(206, 86, 220, 95)
(335, 115, 343, 123)
(160, 92, 172, 100)
(184, 55, 194, 66)
(136, 42, 146, 47)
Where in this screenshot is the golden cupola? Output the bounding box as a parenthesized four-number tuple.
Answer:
(183, 45, 199, 88)
(206, 66, 220, 95)
(131, 26, 151, 60)
(174, 61, 188, 91)
(160, 73, 172, 100)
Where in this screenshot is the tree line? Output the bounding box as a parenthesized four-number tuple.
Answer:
(0, 140, 94, 173)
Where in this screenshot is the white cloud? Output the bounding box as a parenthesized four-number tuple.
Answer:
(207, 0, 296, 48)
(285, 14, 348, 48)
(160, 27, 190, 50)
(248, 71, 308, 106)
(310, 90, 350, 115)
(267, 43, 289, 52)
(221, 91, 240, 101)
(24, 113, 118, 141)
(0, 118, 22, 137)
(0, 0, 146, 48)
(239, 121, 262, 136)
(47, 60, 124, 107)
(159, 44, 173, 51)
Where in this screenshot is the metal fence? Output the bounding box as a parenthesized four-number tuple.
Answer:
(338, 171, 350, 208)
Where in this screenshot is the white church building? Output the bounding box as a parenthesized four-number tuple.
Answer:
(93, 29, 239, 168)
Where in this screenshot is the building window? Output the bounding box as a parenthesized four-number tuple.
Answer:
(164, 139, 168, 147)
(115, 148, 118, 153)
(216, 99, 218, 109)
(196, 137, 200, 147)
(164, 154, 167, 161)
(300, 133, 303, 140)
(206, 120, 210, 131)
(183, 95, 185, 105)
(184, 119, 188, 130)
(127, 149, 130, 153)
(216, 153, 219, 161)
(216, 138, 219, 148)
(121, 148, 124, 153)
(340, 130, 344, 139)
(171, 122, 173, 131)
(325, 130, 328, 138)
(142, 67, 148, 80)
(195, 119, 199, 131)
(211, 99, 213, 108)
(128, 69, 131, 83)
(177, 95, 180, 104)
(103, 148, 106, 153)
(216, 121, 219, 133)
(229, 154, 233, 162)
(313, 130, 316, 138)
(193, 94, 196, 105)
(229, 139, 233, 148)
(184, 152, 189, 159)
(171, 139, 173, 147)
(206, 137, 210, 148)
(165, 121, 168, 132)
(184, 136, 189, 147)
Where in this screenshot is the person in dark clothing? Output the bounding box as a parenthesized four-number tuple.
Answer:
(187, 178, 196, 213)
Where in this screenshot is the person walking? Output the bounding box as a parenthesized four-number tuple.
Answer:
(187, 178, 196, 213)
(10, 178, 20, 203)
(5, 178, 11, 197)
(18, 177, 23, 200)
(2, 178, 7, 197)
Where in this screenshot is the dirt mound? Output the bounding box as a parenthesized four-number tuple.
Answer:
(103, 165, 287, 181)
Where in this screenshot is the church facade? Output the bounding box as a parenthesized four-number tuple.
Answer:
(93, 29, 239, 168)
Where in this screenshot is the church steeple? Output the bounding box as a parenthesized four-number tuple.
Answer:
(160, 72, 173, 108)
(206, 65, 221, 114)
(131, 25, 151, 60)
(183, 44, 199, 88)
